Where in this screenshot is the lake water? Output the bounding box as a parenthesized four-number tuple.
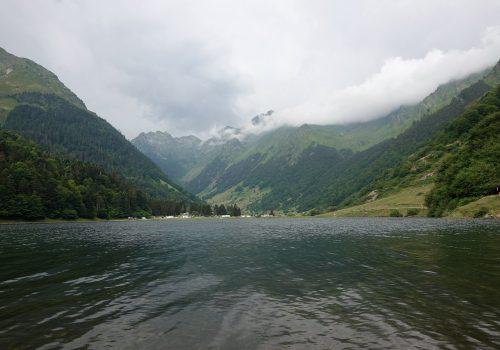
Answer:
(1, 218, 500, 349)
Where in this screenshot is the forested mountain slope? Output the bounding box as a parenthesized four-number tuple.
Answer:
(425, 86, 500, 216)
(325, 62, 500, 218)
(198, 60, 498, 213)
(332, 85, 500, 218)
(0, 47, 197, 204)
(196, 68, 497, 213)
(133, 68, 493, 212)
(320, 78, 495, 210)
(0, 130, 151, 219)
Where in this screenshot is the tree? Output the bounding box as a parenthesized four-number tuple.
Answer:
(219, 204, 227, 215)
(229, 204, 241, 216)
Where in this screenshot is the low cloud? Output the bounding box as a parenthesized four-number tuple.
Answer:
(275, 26, 500, 127)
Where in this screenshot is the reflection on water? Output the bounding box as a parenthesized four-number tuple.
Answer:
(1, 218, 500, 349)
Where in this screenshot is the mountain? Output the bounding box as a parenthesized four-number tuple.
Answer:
(133, 65, 495, 213)
(132, 131, 204, 184)
(314, 77, 495, 212)
(0, 47, 197, 205)
(328, 84, 500, 218)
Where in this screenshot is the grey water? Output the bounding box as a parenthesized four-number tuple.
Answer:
(1, 218, 500, 350)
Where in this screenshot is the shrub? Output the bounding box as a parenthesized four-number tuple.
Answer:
(309, 209, 322, 216)
(389, 209, 402, 217)
(61, 209, 78, 220)
(406, 208, 420, 217)
(473, 207, 489, 218)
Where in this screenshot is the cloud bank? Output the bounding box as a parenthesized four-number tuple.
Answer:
(276, 26, 500, 127)
(0, 1, 499, 138)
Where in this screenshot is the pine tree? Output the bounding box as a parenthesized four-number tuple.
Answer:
(219, 204, 227, 215)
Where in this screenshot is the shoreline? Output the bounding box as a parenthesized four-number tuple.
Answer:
(1, 215, 497, 225)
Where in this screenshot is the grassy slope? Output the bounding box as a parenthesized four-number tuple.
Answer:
(319, 185, 432, 217)
(319, 187, 500, 219)
(324, 64, 500, 218)
(449, 196, 500, 218)
(0, 47, 85, 123)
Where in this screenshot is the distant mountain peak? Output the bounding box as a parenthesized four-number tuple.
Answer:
(251, 110, 274, 126)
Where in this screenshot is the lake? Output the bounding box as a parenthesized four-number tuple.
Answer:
(1, 218, 500, 349)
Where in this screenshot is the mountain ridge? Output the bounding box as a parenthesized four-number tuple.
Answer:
(0, 47, 198, 206)
(133, 65, 497, 212)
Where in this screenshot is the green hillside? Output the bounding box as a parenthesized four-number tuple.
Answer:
(0, 47, 197, 205)
(425, 86, 500, 216)
(180, 66, 497, 213)
(332, 84, 500, 218)
(0, 47, 84, 123)
(133, 70, 490, 201)
(236, 68, 491, 159)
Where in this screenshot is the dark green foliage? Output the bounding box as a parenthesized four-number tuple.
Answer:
(406, 208, 420, 217)
(227, 204, 242, 217)
(211, 203, 241, 216)
(425, 86, 500, 216)
(0, 130, 157, 220)
(189, 202, 213, 216)
(473, 207, 489, 218)
(3, 92, 196, 203)
(309, 209, 322, 216)
(214, 204, 227, 216)
(390, 209, 402, 217)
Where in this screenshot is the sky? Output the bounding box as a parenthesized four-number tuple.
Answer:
(0, 0, 500, 139)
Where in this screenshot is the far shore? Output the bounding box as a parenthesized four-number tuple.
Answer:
(1, 214, 498, 225)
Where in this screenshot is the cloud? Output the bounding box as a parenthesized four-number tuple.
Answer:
(1, 1, 500, 138)
(275, 26, 500, 126)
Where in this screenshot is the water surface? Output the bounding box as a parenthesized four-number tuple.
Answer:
(1, 218, 500, 349)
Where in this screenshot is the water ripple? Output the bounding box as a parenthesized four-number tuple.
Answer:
(0, 218, 499, 349)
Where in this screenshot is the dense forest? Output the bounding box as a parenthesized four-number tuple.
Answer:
(0, 130, 153, 219)
(425, 86, 500, 216)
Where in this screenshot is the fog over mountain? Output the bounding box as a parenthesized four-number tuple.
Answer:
(1, 0, 499, 138)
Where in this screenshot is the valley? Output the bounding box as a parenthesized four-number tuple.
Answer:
(133, 61, 500, 217)
(1, 45, 499, 219)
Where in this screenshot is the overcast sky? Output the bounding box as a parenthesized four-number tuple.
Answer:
(1, 0, 499, 139)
